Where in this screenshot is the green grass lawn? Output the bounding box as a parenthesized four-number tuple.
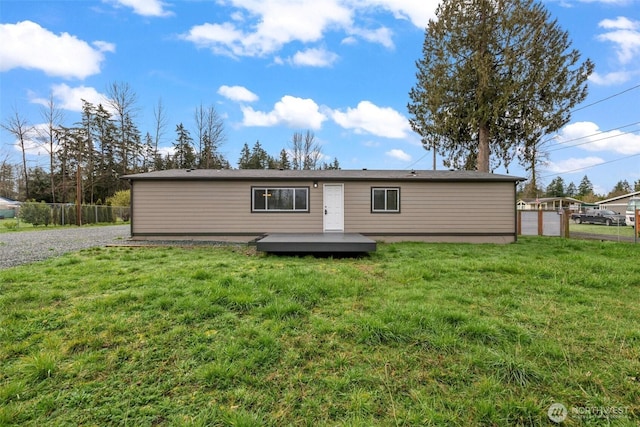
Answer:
(570, 222, 637, 239)
(1, 238, 638, 426)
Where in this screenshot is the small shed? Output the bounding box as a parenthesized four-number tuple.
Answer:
(122, 169, 524, 244)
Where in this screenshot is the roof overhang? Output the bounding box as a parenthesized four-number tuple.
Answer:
(121, 169, 526, 183)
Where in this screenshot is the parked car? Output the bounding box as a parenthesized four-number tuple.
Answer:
(572, 209, 626, 226)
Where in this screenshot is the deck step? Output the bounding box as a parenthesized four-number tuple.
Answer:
(256, 233, 376, 253)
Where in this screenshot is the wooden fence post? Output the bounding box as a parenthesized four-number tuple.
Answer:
(538, 210, 543, 236)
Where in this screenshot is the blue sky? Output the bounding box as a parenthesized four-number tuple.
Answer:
(1, 0, 639, 195)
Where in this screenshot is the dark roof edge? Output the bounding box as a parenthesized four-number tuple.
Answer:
(122, 169, 525, 183)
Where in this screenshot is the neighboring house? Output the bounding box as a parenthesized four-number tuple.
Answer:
(122, 169, 525, 244)
(0, 196, 20, 219)
(517, 197, 584, 211)
(595, 191, 640, 213)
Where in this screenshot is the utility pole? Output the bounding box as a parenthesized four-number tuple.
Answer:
(433, 139, 436, 170)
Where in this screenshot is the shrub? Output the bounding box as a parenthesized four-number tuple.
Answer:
(106, 190, 130, 208)
(19, 201, 51, 227)
(2, 220, 18, 230)
(106, 190, 130, 221)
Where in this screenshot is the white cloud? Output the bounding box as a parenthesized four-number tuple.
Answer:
(0, 21, 111, 79)
(589, 70, 636, 85)
(241, 95, 327, 129)
(218, 85, 259, 102)
(181, 0, 440, 60)
(182, 22, 247, 56)
(109, 0, 173, 17)
(599, 16, 638, 31)
(361, 0, 438, 29)
(386, 149, 411, 162)
(30, 84, 107, 112)
(182, 0, 352, 57)
(558, 121, 640, 155)
(545, 157, 605, 174)
(331, 101, 412, 139)
(291, 48, 339, 67)
(350, 26, 394, 49)
(597, 16, 640, 64)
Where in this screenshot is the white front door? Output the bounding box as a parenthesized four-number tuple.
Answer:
(323, 184, 344, 232)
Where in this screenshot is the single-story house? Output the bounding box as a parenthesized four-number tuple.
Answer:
(595, 191, 640, 213)
(517, 197, 585, 211)
(121, 169, 525, 244)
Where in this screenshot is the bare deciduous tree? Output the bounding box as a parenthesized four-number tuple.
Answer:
(105, 81, 140, 175)
(36, 93, 65, 203)
(153, 98, 168, 162)
(2, 109, 34, 199)
(290, 130, 322, 170)
(194, 104, 226, 168)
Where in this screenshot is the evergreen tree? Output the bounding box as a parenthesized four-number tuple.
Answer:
(322, 158, 341, 170)
(606, 180, 631, 199)
(27, 167, 53, 203)
(565, 182, 577, 197)
(93, 104, 119, 200)
(519, 181, 542, 199)
(238, 143, 252, 169)
(634, 179, 640, 192)
(577, 175, 593, 198)
(248, 141, 270, 169)
(278, 149, 291, 170)
(0, 155, 17, 199)
(173, 123, 196, 169)
(408, 0, 593, 172)
(545, 177, 565, 197)
(106, 81, 140, 176)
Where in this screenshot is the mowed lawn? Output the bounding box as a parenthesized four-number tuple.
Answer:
(1, 238, 639, 426)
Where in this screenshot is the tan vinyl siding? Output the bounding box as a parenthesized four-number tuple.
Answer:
(132, 180, 324, 235)
(343, 181, 515, 234)
(130, 179, 516, 240)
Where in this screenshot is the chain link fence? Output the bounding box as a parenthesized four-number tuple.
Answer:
(13, 202, 129, 226)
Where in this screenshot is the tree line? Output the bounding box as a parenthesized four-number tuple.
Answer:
(520, 175, 640, 202)
(1, 83, 338, 203)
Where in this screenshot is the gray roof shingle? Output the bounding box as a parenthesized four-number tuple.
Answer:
(121, 168, 525, 182)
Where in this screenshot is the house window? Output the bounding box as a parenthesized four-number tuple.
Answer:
(252, 187, 309, 212)
(372, 187, 400, 213)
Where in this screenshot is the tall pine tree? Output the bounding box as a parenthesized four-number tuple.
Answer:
(173, 123, 196, 169)
(408, 0, 593, 173)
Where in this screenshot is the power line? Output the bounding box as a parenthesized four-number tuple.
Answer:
(404, 83, 640, 170)
(547, 126, 640, 152)
(572, 83, 640, 113)
(540, 152, 640, 180)
(542, 121, 640, 149)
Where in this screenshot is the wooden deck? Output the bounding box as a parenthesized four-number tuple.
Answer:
(256, 233, 377, 254)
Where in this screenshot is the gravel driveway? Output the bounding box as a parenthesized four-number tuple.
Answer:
(0, 225, 130, 269)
